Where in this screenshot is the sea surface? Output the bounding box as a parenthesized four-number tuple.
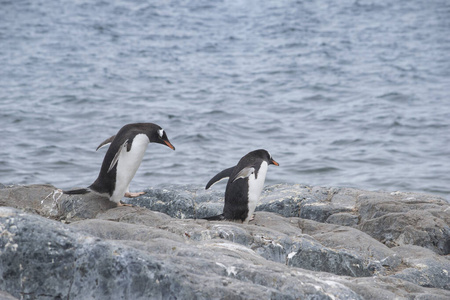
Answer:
(1, 0, 449, 201)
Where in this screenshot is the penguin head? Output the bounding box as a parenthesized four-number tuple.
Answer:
(250, 149, 279, 166)
(148, 125, 175, 150)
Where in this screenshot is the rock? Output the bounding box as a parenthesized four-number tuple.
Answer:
(257, 185, 450, 256)
(286, 237, 374, 277)
(0, 184, 116, 222)
(2, 207, 450, 299)
(0, 290, 18, 300)
(0, 184, 60, 216)
(0, 207, 361, 299)
(296, 218, 402, 276)
(129, 184, 450, 255)
(359, 210, 450, 255)
(325, 212, 359, 226)
(390, 245, 450, 290)
(122, 184, 224, 219)
(1, 183, 450, 299)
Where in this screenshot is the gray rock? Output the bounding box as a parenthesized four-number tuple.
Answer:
(258, 185, 357, 222)
(390, 245, 450, 290)
(1, 207, 449, 299)
(0, 184, 116, 222)
(0, 290, 18, 300)
(0, 207, 364, 299)
(287, 237, 373, 277)
(92, 209, 381, 277)
(359, 210, 450, 255)
(123, 184, 224, 219)
(259, 185, 450, 256)
(325, 212, 359, 226)
(255, 184, 308, 217)
(0, 184, 60, 216)
(296, 218, 402, 276)
(131, 184, 450, 255)
(1, 183, 450, 299)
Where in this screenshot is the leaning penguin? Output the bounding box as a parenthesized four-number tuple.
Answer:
(64, 123, 175, 206)
(204, 149, 279, 223)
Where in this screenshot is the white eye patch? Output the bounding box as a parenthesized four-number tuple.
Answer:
(158, 129, 164, 138)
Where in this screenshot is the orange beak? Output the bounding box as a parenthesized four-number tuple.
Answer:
(271, 159, 279, 166)
(164, 140, 175, 150)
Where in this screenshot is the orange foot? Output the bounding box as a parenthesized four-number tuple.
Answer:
(117, 201, 133, 207)
(124, 192, 146, 198)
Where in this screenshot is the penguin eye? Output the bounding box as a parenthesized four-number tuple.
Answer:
(158, 129, 164, 138)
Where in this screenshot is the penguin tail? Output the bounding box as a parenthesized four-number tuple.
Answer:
(63, 188, 90, 195)
(202, 214, 226, 221)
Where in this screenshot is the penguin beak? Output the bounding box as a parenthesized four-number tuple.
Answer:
(164, 140, 175, 150)
(271, 159, 279, 166)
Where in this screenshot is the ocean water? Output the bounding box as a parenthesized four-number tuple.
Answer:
(1, 0, 449, 201)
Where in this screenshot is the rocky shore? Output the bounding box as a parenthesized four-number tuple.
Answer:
(0, 183, 449, 299)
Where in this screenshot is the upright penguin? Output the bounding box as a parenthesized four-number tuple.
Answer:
(64, 123, 175, 206)
(204, 149, 279, 223)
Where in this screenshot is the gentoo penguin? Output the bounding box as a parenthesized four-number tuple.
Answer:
(64, 123, 175, 206)
(204, 149, 279, 223)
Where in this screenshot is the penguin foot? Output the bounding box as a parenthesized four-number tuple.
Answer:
(117, 201, 133, 207)
(249, 214, 255, 221)
(124, 192, 146, 198)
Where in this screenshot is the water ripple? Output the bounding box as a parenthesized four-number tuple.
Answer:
(0, 0, 449, 200)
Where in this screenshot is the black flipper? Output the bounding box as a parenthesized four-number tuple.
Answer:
(205, 166, 235, 190)
(63, 188, 90, 195)
(203, 214, 226, 221)
(96, 135, 116, 151)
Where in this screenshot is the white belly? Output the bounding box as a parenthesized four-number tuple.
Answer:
(245, 161, 268, 223)
(110, 134, 149, 203)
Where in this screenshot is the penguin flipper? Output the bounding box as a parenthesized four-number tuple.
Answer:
(63, 188, 90, 195)
(203, 214, 225, 221)
(108, 139, 128, 173)
(96, 135, 116, 151)
(205, 166, 235, 190)
(231, 167, 255, 183)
